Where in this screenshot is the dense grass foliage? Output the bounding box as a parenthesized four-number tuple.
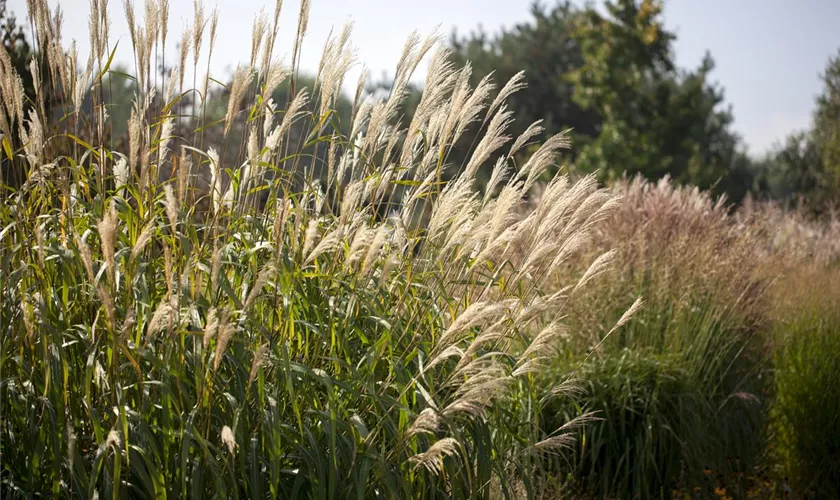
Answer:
(768, 268, 840, 497)
(772, 312, 840, 497)
(545, 351, 707, 498)
(0, 0, 640, 497)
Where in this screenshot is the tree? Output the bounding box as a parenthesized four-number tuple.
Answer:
(445, 2, 599, 184)
(441, 0, 756, 201)
(761, 51, 840, 210)
(450, 2, 599, 143)
(812, 51, 840, 195)
(760, 132, 824, 206)
(568, 0, 754, 201)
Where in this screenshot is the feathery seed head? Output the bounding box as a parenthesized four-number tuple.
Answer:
(249, 9, 268, 69)
(113, 156, 129, 197)
(105, 429, 121, 449)
(157, 117, 175, 168)
(210, 245, 223, 294)
(202, 307, 219, 349)
(76, 235, 96, 283)
(408, 408, 440, 437)
(144, 0, 160, 50)
(221, 425, 237, 453)
(208, 8, 219, 50)
(224, 66, 253, 136)
(248, 343, 268, 387)
(159, 0, 169, 48)
(213, 318, 236, 370)
(207, 147, 223, 212)
(192, 0, 205, 65)
(163, 184, 178, 235)
(147, 301, 174, 342)
(97, 201, 118, 286)
(244, 265, 273, 311)
(131, 222, 155, 261)
(177, 147, 192, 203)
(178, 27, 191, 89)
(409, 437, 460, 473)
(123, 0, 137, 47)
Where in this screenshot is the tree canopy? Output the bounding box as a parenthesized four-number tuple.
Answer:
(447, 0, 758, 202)
(758, 51, 840, 211)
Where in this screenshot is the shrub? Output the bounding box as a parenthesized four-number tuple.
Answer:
(0, 0, 637, 497)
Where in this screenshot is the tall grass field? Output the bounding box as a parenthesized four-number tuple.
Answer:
(1, 0, 839, 498)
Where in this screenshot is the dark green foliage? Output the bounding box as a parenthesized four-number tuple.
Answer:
(756, 132, 825, 207)
(771, 305, 840, 497)
(759, 51, 840, 211)
(812, 50, 840, 192)
(543, 342, 768, 499)
(545, 352, 704, 499)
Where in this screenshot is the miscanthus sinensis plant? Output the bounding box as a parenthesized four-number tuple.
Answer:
(0, 0, 638, 497)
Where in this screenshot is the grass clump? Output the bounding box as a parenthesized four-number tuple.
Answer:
(769, 268, 840, 497)
(746, 201, 840, 495)
(544, 351, 706, 499)
(0, 0, 636, 497)
(539, 178, 840, 498)
(771, 311, 840, 497)
(539, 177, 771, 498)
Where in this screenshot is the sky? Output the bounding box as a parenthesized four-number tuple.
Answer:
(7, 0, 840, 155)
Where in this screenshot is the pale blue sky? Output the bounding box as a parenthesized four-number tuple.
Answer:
(9, 0, 840, 154)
